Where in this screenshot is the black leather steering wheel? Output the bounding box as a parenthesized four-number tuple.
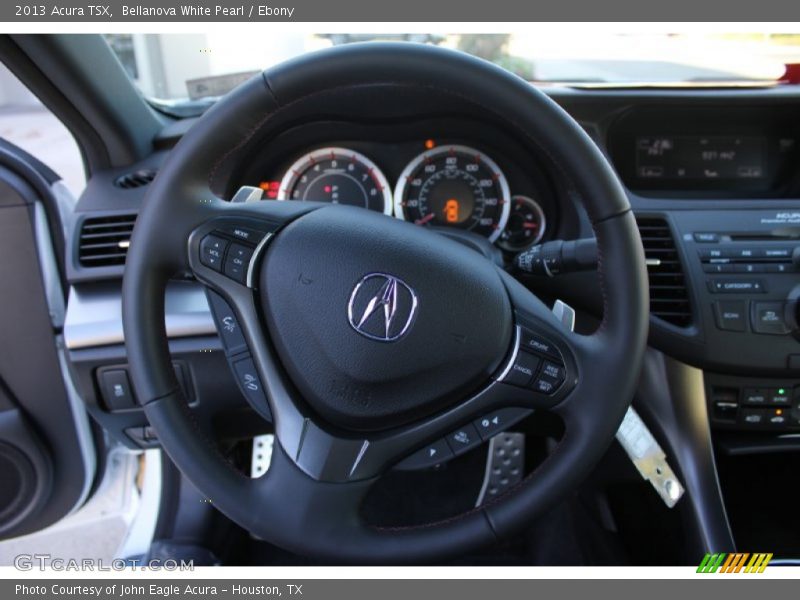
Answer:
(122, 43, 648, 564)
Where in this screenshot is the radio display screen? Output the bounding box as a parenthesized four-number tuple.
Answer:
(635, 136, 767, 182)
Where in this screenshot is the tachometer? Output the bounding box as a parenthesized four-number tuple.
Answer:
(277, 148, 393, 215)
(394, 144, 510, 242)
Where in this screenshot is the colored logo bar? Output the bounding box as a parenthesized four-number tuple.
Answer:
(697, 553, 773, 573)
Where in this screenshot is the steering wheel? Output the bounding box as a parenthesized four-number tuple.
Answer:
(122, 43, 648, 564)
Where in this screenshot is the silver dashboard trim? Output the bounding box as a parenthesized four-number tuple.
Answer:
(64, 281, 217, 350)
(33, 183, 96, 512)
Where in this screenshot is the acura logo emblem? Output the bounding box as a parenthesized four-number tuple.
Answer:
(347, 273, 418, 342)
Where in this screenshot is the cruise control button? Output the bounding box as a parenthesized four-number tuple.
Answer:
(530, 359, 565, 395)
(473, 407, 533, 440)
(224, 243, 255, 283)
(503, 351, 540, 387)
(540, 360, 566, 382)
(445, 424, 482, 456)
(200, 234, 228, 272)
(713, 301, 747, 332)
(531, 374, 564, 395)
(519, 330, 560, 359)
(395, 439, 454, 470)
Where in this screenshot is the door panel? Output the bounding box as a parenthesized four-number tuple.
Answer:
(0, 147, 95, 539)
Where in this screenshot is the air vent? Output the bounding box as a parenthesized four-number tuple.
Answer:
(78, 214, 136, 267)
(636, 216, 693, 327)
(114, 169, 156, 189)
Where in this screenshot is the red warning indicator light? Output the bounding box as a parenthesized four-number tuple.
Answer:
(424, 139, 436, 150)
(258, 180, 281, 199)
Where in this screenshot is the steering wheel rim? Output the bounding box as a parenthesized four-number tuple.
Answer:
(122, 42, 648, 564)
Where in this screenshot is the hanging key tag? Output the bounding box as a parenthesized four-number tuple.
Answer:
(551, 299, 684, 509)
(616, 407, 685, 508)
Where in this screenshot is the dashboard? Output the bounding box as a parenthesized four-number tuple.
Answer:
(65, 86, 800, 450)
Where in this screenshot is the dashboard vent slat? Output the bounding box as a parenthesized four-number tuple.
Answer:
(114, 169, 157, 189)
(636, 216, 693, 327)
(78, 214, 136, 267)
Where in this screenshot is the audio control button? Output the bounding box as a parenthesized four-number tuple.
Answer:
(751, 301, 790, 335)
(707, 279, 766, 294)
(714, 301, 747, 332)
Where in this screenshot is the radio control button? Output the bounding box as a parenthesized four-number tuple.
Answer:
(199, 234, 228, 272)
(765, 263, 792, 273)
(707, 279, 766, 294)
(694, 233, 719, 243)
(714, 301, 747, 332)
(751, 301, 790, 335)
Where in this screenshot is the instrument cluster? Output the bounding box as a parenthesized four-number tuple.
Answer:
(255, 141, 551, 252)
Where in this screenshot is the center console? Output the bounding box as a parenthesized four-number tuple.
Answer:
(640, 209, 800, 433)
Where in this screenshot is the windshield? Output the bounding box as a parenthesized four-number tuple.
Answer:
(105, 32, 800, 115)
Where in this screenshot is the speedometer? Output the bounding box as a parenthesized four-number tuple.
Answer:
(277, 147, 393, 215)
(394, 144, 510, 242)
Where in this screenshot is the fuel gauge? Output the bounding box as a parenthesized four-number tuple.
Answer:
(498, 195, 546, 251)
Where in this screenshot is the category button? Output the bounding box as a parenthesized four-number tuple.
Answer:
(707, 279, 766, 294)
